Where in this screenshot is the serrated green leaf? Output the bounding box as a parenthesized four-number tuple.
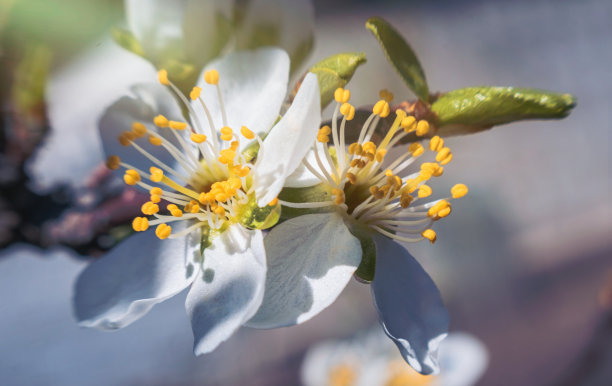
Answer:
(310, 52, 366, 108)
(366, 17, 429, 102)
(431, 86, 577, 134)
(111, 27, 144, 57)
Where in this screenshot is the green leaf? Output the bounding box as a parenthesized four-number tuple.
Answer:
(366, 17, 429, 102)
(310, 52, 366, 108)
(431, 86, 577, 134)
(278, 184, 334, 220)
(111, 27, 144, 57)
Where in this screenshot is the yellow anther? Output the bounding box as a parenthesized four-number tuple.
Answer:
(437, 205, 452, 218)
(189, 202, 200, 213)
(169, 121, 187, 130)
(348, 143, 362, 155)
(232, 165, 250, 177)
(429, 136, 443, 152)
(340, 103, 355, 120)
(369, 185, 379, 196)
(118, 131, 134, 146)
(218, 149, 236, 164)
(190, 133, 207, 143)
(268, 197, 279, 206)
(106, 155, 120, 170)
(451, 184, 468, 199)
(317, 134, 330, 143)
(379, 89, 394, 102)
(230, 141, 239, 151)
(375, 149, 387, 163)
(150, 194, 161, 203)
(401, 116, 417, 132)
(220, 126, 233, 136)
(331, 188, 345, 205)
(149, 167, 164, 182)
(190, 86, 202, 101)
(418, 184, 432, 198)
(132, 122, 147, 137)
(400, 191, 413, 208)
(204, 69, 219, 85)
(167, 204, 183, 218)
(373, 100, 391, 117)
(154, 115, 169, 128)
(436, 147, 451, 161)
(385, 169, 393, 177)
(347, 172, 356, 184)
(141, 201, 159, 215)
(155, 224, 172, 239)
(228, 177, 241, 190)
(240, 126, 255, 140)
(123, 169, 140, 185)
(212, 206, 225, 217)
(132, 217, 149, 232)
(422, 229, 437, 244)
(439, 153, 453, 166)
(158, 69, 169, 85)
(408, 142, 424, 157)
(318, 125, 331, 135)
(427, 200, 449, 217)
(150, 187, 163, 196)
(148, 135, 162, 146)
(215, 192, 228, 202)
(334, 88, 351, 103)
(416, 120, 430, 136)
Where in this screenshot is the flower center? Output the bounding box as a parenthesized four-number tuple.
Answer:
(107, 69, 276, 240)
(280, 87, 468, 244)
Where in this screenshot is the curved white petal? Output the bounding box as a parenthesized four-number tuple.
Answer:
(247, 212, 361, 328)
(186, 226, 266, 355)
(438, 333, 489, 386)
(99, 82, 189, 174)
(125, 0, 184, 60)
(236, 0, 314, 72)
(284, 142, 332, 188)
(370, 235, 449, 375)
(191, 47, 289, 141)
(26, 40, 156, 192)
(73, 224, 201, 329)
(252, 72, 321, 205)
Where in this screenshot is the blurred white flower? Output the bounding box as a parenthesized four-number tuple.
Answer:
(28, 0, 314, 192)
(301, 329, 488, 386)
(73, 48, 321, 355)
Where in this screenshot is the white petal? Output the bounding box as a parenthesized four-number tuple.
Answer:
(252, 72, 321, 205)
(284, 142, 332, 188)
(99, 82, 188, 174)
(236, 0, 314, 72)
(26, 40, 156, 192)
(183, 0, 234, 67)
(191, 47, 289, 141)
(370, 235, 449, 375)
(73, 224, 201, 329)
(125, 0, 184, 60)
(246, 212, 361, 328)
(185, 226, 266, 355)
(438, 333, 489, 386)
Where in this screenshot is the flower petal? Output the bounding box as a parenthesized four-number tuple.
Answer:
(183, 0, 234, 67)
(438, 333, 489, 386)
(235, 0, 314, 72)
(26, 40, 156, 192)
(246, 212, 361, 328)
(284, 142, 332, 188)
(252, 72, 321, 205)
(73, 224, 201, 329)
(99, 82, 188, 174)
(192, 47, 289, 141)
(125, 0, 184, 60)
(185, 225, 266, 355)
(370, 235, 449, 375)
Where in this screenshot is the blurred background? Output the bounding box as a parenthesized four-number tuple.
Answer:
(0, 0, 610, 385)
